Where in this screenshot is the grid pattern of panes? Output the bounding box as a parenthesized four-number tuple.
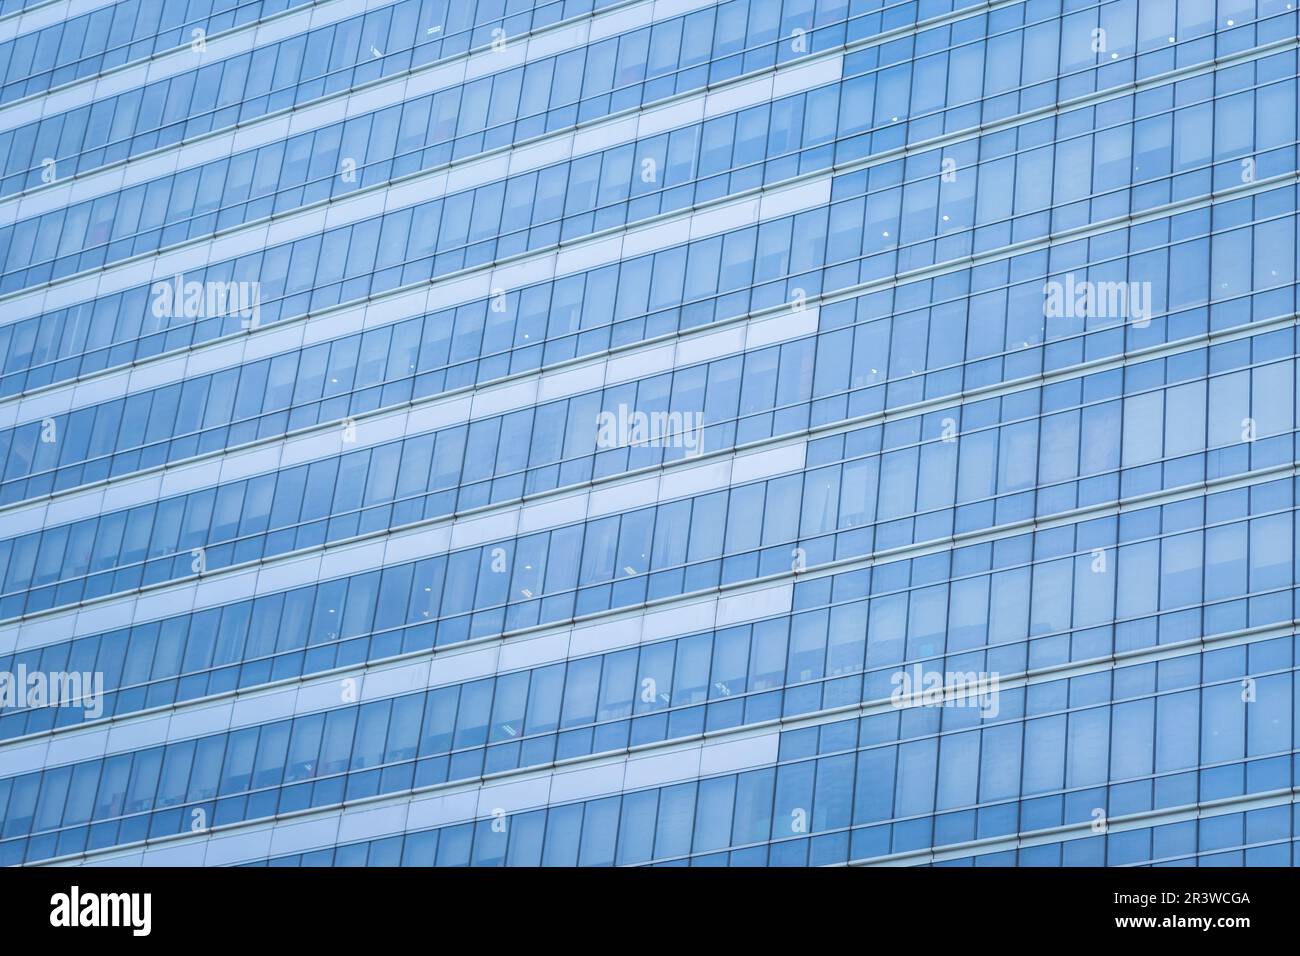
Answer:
(0, 0, 1296, 867)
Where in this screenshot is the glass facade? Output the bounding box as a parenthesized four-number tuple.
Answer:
(0, 0, 1297, 869)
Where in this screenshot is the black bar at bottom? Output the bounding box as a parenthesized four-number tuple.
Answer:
(0, 865, 1285, 943)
